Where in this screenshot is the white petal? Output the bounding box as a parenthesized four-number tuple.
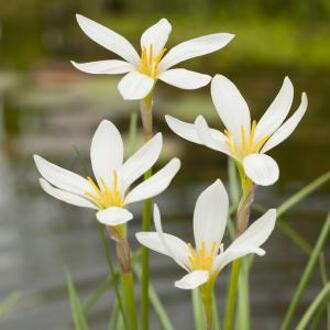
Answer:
(213, 209, 276, 272)
(141, 18, 171, 56)
(174, 270, 209, 290)
(125, 158, 180, 204)
(254, 77, 294, 141)
(96, 207, 133, 226)
(158, 69, 211, 89)
(118, 71, 154, 100)
(261, 93, 308, 153)
(136, 204, 190, 270)
(90, 120, 123, 187)
(34, 155, 89, 195)
(76, 14, 140, 65)
(39, 179, 97, 209)
(194, 115, 231, 156)
(135, 232, 189, 268)
(120, 133, 162, 190)
(159, 33, 234, 70)
(243, 154, 279, 186)
(211, 75, 251, 145)
(71, 60, 134, 74)
(165, 115, 203, 145)
(193, 179, 229, 251)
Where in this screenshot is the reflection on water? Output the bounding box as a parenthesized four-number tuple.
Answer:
(0, 70, 329, 329)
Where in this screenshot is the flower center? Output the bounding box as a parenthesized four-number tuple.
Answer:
(84, 170, 123, 209)
(224, 120, 269, 160)
(139, 44, 167, 78)
(187, 241, 222, 272)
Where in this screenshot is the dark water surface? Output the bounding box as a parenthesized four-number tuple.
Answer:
(0, 70, 329, 329)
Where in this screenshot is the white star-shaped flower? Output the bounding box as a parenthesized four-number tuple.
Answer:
(34, 120, 180, 226)
(166, 75, 308, 186)
(136, 179, 276, 289)
(72, 15, 234, 100)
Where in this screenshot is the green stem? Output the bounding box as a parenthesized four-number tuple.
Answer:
(140, 92, 154, 330)
(280, 213, 330, 330)
(224, 259, 241, 330)
(122, 272, 138, 330)
(237, 258, 250, 330)
(96, 223, 128, 330)
(192, 289, 205, 330)
(200, 283, 216, 330)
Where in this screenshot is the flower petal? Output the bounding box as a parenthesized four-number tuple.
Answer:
(213, 209, 276, 272)
(118, 71, 154, 100)
(194, 115, 231, 156)
(243, 154, 279, 186)
(39, 179, 97, 209)
(159, 33, 234, 70)
(165, 115, 203, 144)
(96, 207, 133, 226)
(71, 60, 134, 74)
(120, 133, 162, 190)
(261, 93, 308, 153)
(174, 270, 209, 290)
(158, 69, 211, 89)
(216, 210, 275, 266)
(90, 120, 123, 187)
(141, 18, 172, 56)
(211, 75, 251, 145)
(136, 204, 190, 270)
(76, 14, 140, 65)
(34, 155, 90, 195)
(254, 77, 294, 142)
(125, 158, 180, 204)
(193, 179, 229, 251)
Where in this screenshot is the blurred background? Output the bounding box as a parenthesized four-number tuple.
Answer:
(0, 1, 329, 329)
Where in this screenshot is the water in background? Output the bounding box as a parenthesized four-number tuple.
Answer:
(0, 2, 330, 328)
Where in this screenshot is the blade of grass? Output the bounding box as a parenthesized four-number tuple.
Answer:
(280, 213, 330, 330)
(108, 300, 119, 330)
(277, 171, 330, 218)
(192, 289, 205, 330)
(0, 291, 22, 319)
(228, 158, 240, 206)
(296, 283, 330, 330)
(65, 269, 90, 330)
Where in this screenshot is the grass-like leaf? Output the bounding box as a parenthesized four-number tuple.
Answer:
(65, 269, 90, 330)
(296, 283, 330, 330)
(280, 213, 330, 330)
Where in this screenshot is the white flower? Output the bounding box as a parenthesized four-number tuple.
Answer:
(72, 15, 234, 100)
(136, 179, 276, 289)
(166, 75, 308, 186)
(34, 120, 180, 226)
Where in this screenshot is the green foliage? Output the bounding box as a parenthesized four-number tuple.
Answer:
(65, 269, 90, 330)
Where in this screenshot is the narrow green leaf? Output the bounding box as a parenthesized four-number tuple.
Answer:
(108, 300, 119, 330)
(65, 269, 90, 330)
(228, 158, 240, 206)
(0, 291, 22, 318)
(277, 171, 330, 218)
(296, 283, 330, 330)
(280, 213, 330, 330)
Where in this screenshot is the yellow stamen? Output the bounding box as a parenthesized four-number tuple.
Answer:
(187, 241, 219, 272)
(139, 44, 167, 78)
(223, 120, 269, 160)
(84, 171, 123, 209)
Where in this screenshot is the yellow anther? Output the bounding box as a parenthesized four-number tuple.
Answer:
(223, 120, 269, 159)
(84, 171, 123, 209)
(187, 241, 218, 272)
(139, 44, 166, 78)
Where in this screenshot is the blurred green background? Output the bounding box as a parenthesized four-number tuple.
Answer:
(0, 1, 329, 329)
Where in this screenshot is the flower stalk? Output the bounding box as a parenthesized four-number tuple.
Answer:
(106, 225, 138, 330)
(140, 92, 154, 330)
(200, 280, 216, 330)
